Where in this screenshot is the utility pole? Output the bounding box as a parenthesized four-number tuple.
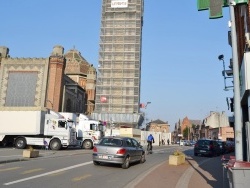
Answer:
(229, 0, 243, 161)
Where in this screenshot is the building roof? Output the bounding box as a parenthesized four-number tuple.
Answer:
(64, 48, 91, 75)
(189, 120, 202, 126)
(151, 119, 169, 125)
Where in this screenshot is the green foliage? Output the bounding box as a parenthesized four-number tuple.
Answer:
(183, 127, 188, 139)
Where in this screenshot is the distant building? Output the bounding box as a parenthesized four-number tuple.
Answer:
(204, 111, 234, 141)
(0, 46, 96, 114)
(146, 119, 170, 133)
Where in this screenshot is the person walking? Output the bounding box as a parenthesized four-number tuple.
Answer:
(167, 139, 170, 145)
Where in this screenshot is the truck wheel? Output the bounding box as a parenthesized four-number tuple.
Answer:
(49, 139, 61, 150)
(83, 140, 93, 149)
(15, 137, 26, 149)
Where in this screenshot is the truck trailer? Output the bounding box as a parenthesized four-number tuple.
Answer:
(0, 110, 78, 150)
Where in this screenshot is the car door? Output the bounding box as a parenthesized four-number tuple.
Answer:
(125, 138, 136, 162)
(131, 138, 141, 161)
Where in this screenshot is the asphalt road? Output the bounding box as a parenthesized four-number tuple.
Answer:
(0, 145, 191, 188)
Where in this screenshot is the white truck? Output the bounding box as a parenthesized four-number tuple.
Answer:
(0, 110, 78, 150)
(59, 112, 105, 149)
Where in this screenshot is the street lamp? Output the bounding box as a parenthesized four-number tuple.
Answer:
(218, 54, 233, 91)
(145, 102, 151, 109)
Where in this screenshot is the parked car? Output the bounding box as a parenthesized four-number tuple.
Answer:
(194, 139, 221, 157)
(226, 141, 235, 153)
(216, 140, 227, 154)
(180, 140, 186, 146)
(190, 140, 196, 146)
(92, 136, 146, 169)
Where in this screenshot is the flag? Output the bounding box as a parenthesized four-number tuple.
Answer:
(100, 96, 107, 103)
(140, 103, 145, 108)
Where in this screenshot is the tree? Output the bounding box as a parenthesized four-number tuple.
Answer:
(183, 127, 189, 139)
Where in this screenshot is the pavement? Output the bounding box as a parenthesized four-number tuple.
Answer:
(0, 146, 233, 188)
(127, 147, 233, 188)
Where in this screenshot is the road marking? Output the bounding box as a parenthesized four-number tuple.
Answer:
(48, 171, 65, 176)
(72, 174, 92, 182)
(0, 167, 21, 172)
(4, 161, 93, 186)
(0, 155, 22, 158)
(175, 158, 211, 188)
(21, 168, 44, 174)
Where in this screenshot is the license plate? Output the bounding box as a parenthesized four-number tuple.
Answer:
(99, 155, 110, 159)
(200, 150, 206, 153)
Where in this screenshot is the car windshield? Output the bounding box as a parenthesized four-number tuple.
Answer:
(99, 138, 123, 147)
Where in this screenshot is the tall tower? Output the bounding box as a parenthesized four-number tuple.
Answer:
(92, 0, 144, 128)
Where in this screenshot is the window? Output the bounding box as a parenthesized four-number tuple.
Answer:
(99, 138, 122, 146)
(131, 139, 139, 147)
(125, 138, 133, 147)
(58, 120, 66, 128)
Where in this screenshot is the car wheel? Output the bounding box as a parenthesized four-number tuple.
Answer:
(140, 153, 146, 163)
(93, 161, 100, 166)
(122, 157, 130, 169)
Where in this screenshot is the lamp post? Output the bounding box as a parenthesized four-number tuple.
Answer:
(145, 102, 151, 109)
(218, 54, 233, 91)
(144, 101, 151, 129)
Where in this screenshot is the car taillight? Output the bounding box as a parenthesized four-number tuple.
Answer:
(117, 148, 126, 155)
(194, 143, 198, 147)
(209, 144, 214, 149)
(93, 146, 97, 152)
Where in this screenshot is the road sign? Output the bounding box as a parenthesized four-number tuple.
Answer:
(197, 0, 248, 19)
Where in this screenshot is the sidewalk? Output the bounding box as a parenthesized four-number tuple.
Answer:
(134, 153, 232, 188)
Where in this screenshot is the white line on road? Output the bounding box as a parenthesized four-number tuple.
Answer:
(175, 158, 211, 188)
(4, 161, 92, 186)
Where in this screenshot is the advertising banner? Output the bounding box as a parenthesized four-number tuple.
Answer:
(111, 0, 128, 8)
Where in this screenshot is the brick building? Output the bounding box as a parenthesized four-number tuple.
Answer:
(146, 119, 170, 133)
(0, 45, 96, 114)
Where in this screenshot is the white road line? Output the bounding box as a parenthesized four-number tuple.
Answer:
(4, 161, 92, 186)
(0, 155, 22, 158)
(175, 158, 211, 188)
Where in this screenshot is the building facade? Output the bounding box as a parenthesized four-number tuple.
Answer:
(92, 0, 144, 128)
(0, 46, 95, 115)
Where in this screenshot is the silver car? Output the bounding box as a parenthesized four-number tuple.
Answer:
(92, 136, 146, 169)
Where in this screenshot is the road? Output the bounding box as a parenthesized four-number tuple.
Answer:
(0, 146, 193, 188)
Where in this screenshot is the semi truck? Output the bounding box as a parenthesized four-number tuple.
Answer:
(0, 110, 78, 150)
(59, 112, 105, 149)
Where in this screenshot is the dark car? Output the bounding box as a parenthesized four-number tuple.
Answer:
(194, 139, 221, 157)
(216, 140, 227, 154)
(92, 136, 146, 169)
(226, 141, 235, 153)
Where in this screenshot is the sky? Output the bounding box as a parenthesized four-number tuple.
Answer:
(0, 0, 233, 130)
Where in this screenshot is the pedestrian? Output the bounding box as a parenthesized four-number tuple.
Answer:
(167, 139, 170, 145)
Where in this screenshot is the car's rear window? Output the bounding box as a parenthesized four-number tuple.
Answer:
(99, 138, 123, 147)
(197, 140, 211, 146)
